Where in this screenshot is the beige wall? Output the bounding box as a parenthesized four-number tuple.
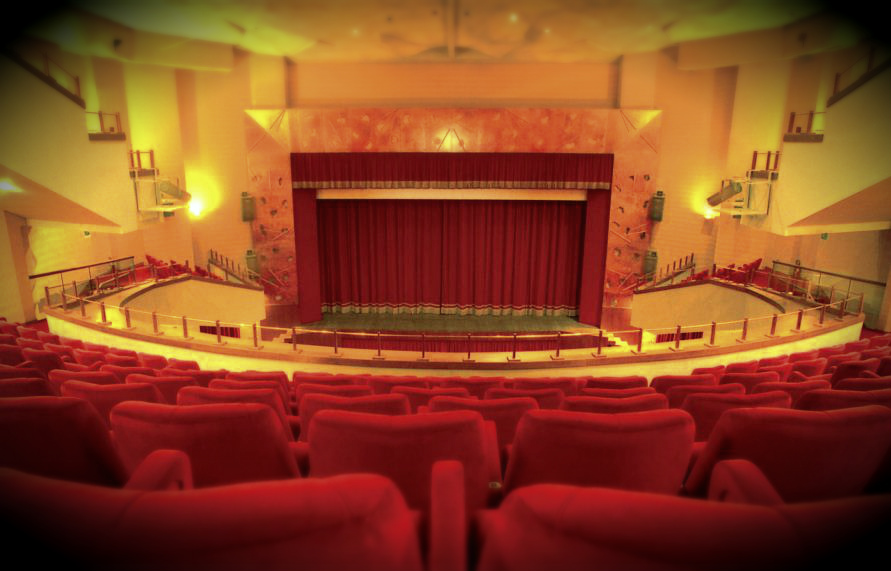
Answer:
(0, 212, 34, 322)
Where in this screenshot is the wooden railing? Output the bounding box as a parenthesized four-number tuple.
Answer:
(750, 150, 780, 172)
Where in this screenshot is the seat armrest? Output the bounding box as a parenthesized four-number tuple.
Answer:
(289, 441, 309, 477)
(124, 449, 193, 491)
(707, 459, 783, 505)
(429, 460, 467, 571)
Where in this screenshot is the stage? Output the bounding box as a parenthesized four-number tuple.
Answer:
(262, 305, 610, 353)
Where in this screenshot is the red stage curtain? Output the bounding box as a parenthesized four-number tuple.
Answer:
(317, 200, 585, 316)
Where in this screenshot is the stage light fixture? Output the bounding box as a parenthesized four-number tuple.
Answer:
(707, 180, 742, 207)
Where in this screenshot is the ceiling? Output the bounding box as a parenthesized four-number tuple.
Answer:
(19, 0, 873, 64)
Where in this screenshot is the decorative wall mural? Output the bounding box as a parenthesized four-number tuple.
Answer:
(245, 107, 661, 314)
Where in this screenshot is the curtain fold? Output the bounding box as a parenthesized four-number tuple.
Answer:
(318, 200, 585, 316)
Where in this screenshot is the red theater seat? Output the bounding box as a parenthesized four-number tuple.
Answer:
(177, 386, 299, 441)
(294, 381, 373, 403)
(43, 343, 75, 362)
(46, 370, 118, 396)
(161, 367, 229, 387)
(367, 375, 429, 394)
(817, 344, 848, 358)
(868, 334, 891, 348)
(226, 370, 290, 392)
(0, 397, 188, 489)
(0, 377, 51, 397)
(691, 365, 725, 377)
(82, 342, 109, 353)
(298, 393, 410, 443)
(0, 345, 26, 366)
(795, 389, 891, 411)
(580, 386, 656, 398)
(21, 348, 85, 377)
(391, 385, 471, 413)
(72, 349, 106, 367)
(111, 401, 302, 487)
(210, 378, 293, 413)
(58, 337, 85, 350)
(126, 374, 197, 404)
(166, 358, 200, 370)
(664, 383, 745, 409)
(15, 326, 40, 340)
(719, 371, 780, 393)
(757, 354, 789, 368)
(787, 357, 827, 379)
(0, 365, 44, 380)
(844, 339, 872, 353)
(680, 391, 792, 441)
(0, 469, 426, 571)
(438, 376, 506, 399)
(485, 387, 564, 409)
(307, 409, 501, 513)
(650, 374, 716, 394)
(724, 360, 759, 374)
(475, 483, 891, 571)
(292, 371, 365, 386)
(584, 375, 648, 390)
(137, 352, 168, 370)
(835, 376, 891, 391)
(510, 377, 580, 395)
(788, 349, 819, 363)
(751, 380, 832, 407)
(758, 363, 793, 382)
(104, 353, 139, 367)
(503, 409, 694, 495)
(0, 333, 17, 346)
(428, 395, 538, 454)
(15, 337, 44, 350)
(684, 406, 891, 501)
(823, 351, 863, 372)
(60, 380, 163, 428)
(560, 393, 668, 413)
(100, 365, 156, 384)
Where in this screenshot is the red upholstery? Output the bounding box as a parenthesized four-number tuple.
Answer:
(664, 383, 745, 409)
(58, 337, 85, 350)
(104, 353, 139, 367)
(226, 370, 291, 394)
(719, 371, 780, 393)
(294, 382, 374, 401)
(503, 409, 694, 495)
(475, 484, 891, 571)
(584, 376, 648, 390)
(0, 397, 127, 486)
(510, 377, 579, 395)
(107, 348, 138, 358)
(826, 358, 881, 386)
(390, 385, 471, 413)
(684, 406, 891, 501)
(311, 410, 501, 514)
(46, 370, 118, 396)
(209, 378, 293, 412)
(560, 393, 668, 413)
(680, 391, 792, 441)
(0, 322, 19, 336)
(650, 374, 716, 394)
(367, 375, 429, 394)
(298, 393, 410, 442)
(21, 348, 72, 377)
(844, 339, 872, 353)
(751, 380, 832, 406)
(757, 354, 789, 368)
(161, 368, 228, 387)
(0, 365, 44, 379)
(125, 374, 197, 404)
(438, 376, 506, 399)
(758, 363, 793, 382)
(137, 352, 169, 370)
(111, 401, 302, 487)
(580, 386, 656, 398)
(16, 337, 45, 350)
(724, 360, 759, 374)
(177, 386, 297, 441)
(43, 343, 76, 362)
(428, 395, 538, 452)
(0, 345, 25, 366)
(82, 342, 109, 353)
(0, 377, 51, 397)
(796, 389, 891, 411)
(860, 346, 891, 360)
(0, 333, 17, 346)
(691, 365, 725, 377)
(788, 349, 819, 363)
(788, 357, 827, 379)
(868, 334, 891, 348)
(880, 356, 891, 376)
(292, 371, 364, 386)
(823, 352, 863, 372)
(60, 380, 163, 428)
(15, 326, 40, 340)
(166, 358, 200, 370)
(817, 344, 848, 358)
(485, 387, 564, 409)
(72, 349, 105, 367)
(835, 376, 891, 391)
(0, 469, 425, 571)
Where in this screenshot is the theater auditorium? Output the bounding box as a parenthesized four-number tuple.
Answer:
(2, 1, 891, 569)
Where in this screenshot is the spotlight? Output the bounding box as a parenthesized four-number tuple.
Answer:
(707, 180, 742, 207)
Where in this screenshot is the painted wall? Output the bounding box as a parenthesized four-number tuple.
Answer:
(0, 212, 33, 322)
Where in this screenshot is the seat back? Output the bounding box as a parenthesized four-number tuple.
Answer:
(751, 380, 831, 406)
(485, 387, 564, 409)
(757, 355, 789, 368)
(177, 386, 294, 441)
(46, 370, 118, 396)
(366, 375, 429, 395)
(110, 401, 301, 487)
(166, 358, 200, 370)
(60, 380, 163, 428)
(503, 409, 694, 495)
(125, 374, 195, 404)
(561, 394, 668, 414)
(681, 391, 792, 441)
(438, 376, 506, 399)
(650, 374, 716, 394)
(584, 376, 648, 390)
(0, 469, 424, 571)
(788, 349, 819, 363)
(104, 353, 139, 367)
(20, 349, 64, 377)
(0, 397, 126, 486)
(724, 360, 759, 374)
(719, 371, 780, 393)
(137, 353, 168, 370)
(684, 406, 891, 501)
(580, 386, 656, 398)
(161, 368, 229, 387)
(298, 393, 410, 442)
(100, 365, 155, 384)
(511, 377, 579, 396)
(789, 358, 828, 378)
(828, 358, 880, 386)
(428, 395, 538, 450)
(0, 378, 51, 397)
(308, 409, 497, 512)
(72, 349, 106, 367)
(209, 378, 291, 410)
(664, 383, 745, 409)
(226, 370, 290, 394)
(16, 338, 45, 350)
(0, 345, 25, 366)
(294, 382, 373, 402)
(796, 389, 891, 411)
(390, 385, 470, 413)
(834, 376, 891, 391)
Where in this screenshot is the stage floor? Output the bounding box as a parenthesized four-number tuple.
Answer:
(263, 305, 598, 333)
